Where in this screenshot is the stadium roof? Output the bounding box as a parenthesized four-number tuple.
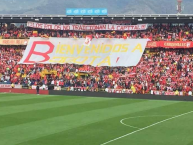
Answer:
(0, 14, 193, 24)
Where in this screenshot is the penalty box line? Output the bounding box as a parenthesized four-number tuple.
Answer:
(100, 110, 193, 145)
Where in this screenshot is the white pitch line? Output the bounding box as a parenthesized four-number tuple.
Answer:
(120, 121, 140, 129)
(101, 110, 193, 145)
(120, 119, 140, 129)
(120, 115, 176, 129)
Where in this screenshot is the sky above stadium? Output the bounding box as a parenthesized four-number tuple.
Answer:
(0, 0, 192, 14)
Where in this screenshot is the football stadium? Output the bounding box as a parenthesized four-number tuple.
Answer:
(1, 0, 193, 145)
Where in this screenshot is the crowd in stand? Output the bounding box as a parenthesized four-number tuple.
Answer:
(1, 23, 193, 95)
(1, 24, 193, 41)
(1, 45, 193, 95)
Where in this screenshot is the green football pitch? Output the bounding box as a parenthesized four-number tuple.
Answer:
(1, 93, 193, 145)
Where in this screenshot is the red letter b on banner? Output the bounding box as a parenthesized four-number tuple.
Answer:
(24, 41, 54, 63)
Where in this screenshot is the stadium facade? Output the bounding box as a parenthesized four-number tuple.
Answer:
(0, 14, 193, 24)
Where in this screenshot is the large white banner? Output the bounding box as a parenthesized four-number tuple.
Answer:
(19, 37, 148, 67)
(27, 21, 148, 31)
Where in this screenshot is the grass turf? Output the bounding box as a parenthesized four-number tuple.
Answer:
(0, 93, 193, 145)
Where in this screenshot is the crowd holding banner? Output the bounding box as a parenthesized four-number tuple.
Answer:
(1, 23, 193, 96)
(27, 21, 148, 31)
(1, 45, 193, 96)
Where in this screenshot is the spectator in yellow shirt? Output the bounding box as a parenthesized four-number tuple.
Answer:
(131, 85, 136, 94)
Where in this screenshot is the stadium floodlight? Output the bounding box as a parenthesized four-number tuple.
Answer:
(11, 17, 13, 19)
(71, 17, 73, 19)
(1, 17, 3, 19)
(20, 17, 22, 19)
(132, 17, 135, 19)
(91, 17, 93, 19)
(51, 17, 53, 19)
(166, 17, 169, 19)
(35, 19, 39, 21)
(102, 17, 104, 19)
(60, 17, 63, 20)
(138, 19, 142, 21)
(123, 17, 125, 19)
(154, 17, 156, 19)
(40, 17, 42, 19)
(31, 17, 33, 19)
(111, 17, 114, 19)
(81, 17, 83, 20)
(177, 17, 179, 19)
(190, 17, 192, 19)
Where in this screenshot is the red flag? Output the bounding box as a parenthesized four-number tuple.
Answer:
(83, 35, 93, 46)
(95, 33, 99, 39)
